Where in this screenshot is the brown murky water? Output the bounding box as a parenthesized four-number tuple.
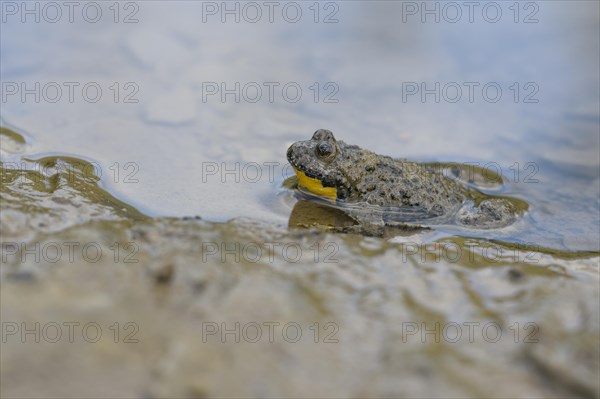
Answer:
(1, 2, 599, 398)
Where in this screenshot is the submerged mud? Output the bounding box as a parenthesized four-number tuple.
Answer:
(1, 127, 599, 398)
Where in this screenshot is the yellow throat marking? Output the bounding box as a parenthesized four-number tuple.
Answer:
(293, 167, 337, 198)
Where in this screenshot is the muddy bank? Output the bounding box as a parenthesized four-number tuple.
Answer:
(1, 129, 598, 398)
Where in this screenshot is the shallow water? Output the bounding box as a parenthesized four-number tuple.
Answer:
(2, 2, 598, 247)
(1, 1, 599, 398)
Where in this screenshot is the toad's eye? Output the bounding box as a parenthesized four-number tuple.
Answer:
(317, 141, 333, 157)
